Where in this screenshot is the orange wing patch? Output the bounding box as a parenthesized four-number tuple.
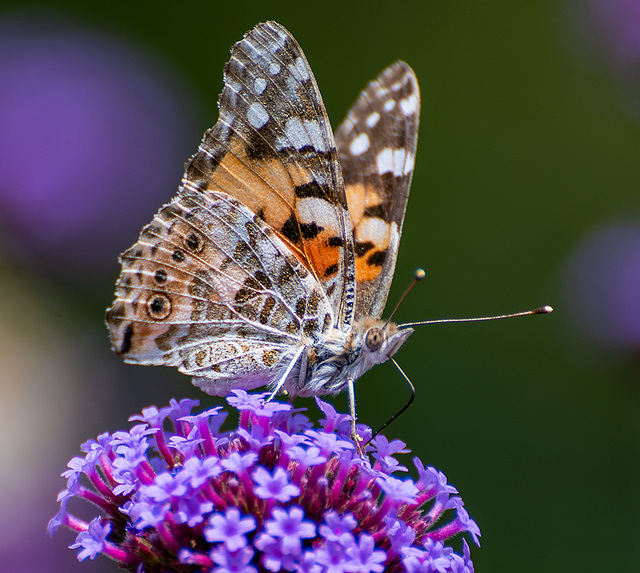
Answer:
(294, 195, 344, 280)
(190, 136, 346, 284)
(346, 182, 393, 282)
(202, 137, 296, 232)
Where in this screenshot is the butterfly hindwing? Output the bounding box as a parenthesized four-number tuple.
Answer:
(335, 61, 420, 319)
(105, 189, 334, 392)
(183, 21, 356, 331)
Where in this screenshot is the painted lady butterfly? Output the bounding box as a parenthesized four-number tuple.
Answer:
(105, 21, 420, 439)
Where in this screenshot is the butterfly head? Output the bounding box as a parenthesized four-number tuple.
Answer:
(357, 317, 414, 370)
(300, 318, 413, 397)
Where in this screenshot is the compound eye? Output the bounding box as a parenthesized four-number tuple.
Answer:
(365, 328, 384, 351)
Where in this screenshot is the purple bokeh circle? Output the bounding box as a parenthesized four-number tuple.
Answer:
(0, 18, 202, 275)
(585, 0, 640, 72)
(564, 220, 640, 351)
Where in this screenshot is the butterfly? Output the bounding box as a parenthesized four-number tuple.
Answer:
(105, 21, 420, 443)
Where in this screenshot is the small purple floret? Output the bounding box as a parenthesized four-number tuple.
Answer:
(264, 506, 316, 553)
(319, 511, 356, 545)
(68, 518, 111, 561)
(205, 507, 257, 551)
(252, 466, 300, 502)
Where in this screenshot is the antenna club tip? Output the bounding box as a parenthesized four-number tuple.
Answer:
(536, 305, 554, 314)
(414, 268, 426, 281)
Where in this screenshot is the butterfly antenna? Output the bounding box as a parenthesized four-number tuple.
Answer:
(384, 268, 426, 328)
(366, 356, 416, 446)
(367, 305, 553, 445)
(399, 305, 553, 328)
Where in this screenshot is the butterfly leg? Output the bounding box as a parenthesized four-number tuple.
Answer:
(347, 378, 364, 457)
(265, 345, 305, 403)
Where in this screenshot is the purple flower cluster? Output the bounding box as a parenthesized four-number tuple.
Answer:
(49, 391, 479, 572)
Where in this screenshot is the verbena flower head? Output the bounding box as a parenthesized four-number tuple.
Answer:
(49, 391, 480, 572)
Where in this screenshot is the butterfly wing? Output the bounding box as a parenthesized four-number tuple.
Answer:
(334, 61, 420, 319)
(106, 21, 348, 393)
(106, 189, 334, 394)
(184, 21, 355, 331)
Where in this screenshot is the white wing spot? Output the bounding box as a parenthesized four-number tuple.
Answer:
(349, 133, 370, 156)
(341, 114, 356, 135)
(296, 58, 310, 80)
(274, 29, 288, 49)
(366, 112, 380, 128)
(254, 77, 267, 94)
(384, 99, 395, 111)
(400, 93, 418, 116)
(376, 148, 395, 175)
(242, 38, 260, 60)
(269, 63, 281, 75)
(404, 152, 415, 175)
(304, 119, 328, 151)
(277, 117, 329, 152)
(269, 31, 287, 53)
(280, 117, 308, 149)
(356, 217, 390, 245)
(288, 57, 310, 82)
(297, 197, 340, 233)
(247, 102, 269, 129)
(228, 82, 242, 106)
(376, 148, 414, 176)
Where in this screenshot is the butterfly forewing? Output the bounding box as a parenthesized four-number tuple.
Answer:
(183, 21, 355, 332)
(335, 61, 420, 319)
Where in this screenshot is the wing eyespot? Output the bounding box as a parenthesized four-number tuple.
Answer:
(147, 293, 172, 320)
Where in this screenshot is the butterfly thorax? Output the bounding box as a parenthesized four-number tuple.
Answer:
(290, 318, 414, 397)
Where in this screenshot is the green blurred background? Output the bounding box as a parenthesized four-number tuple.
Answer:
(1, 1, 639, 572)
